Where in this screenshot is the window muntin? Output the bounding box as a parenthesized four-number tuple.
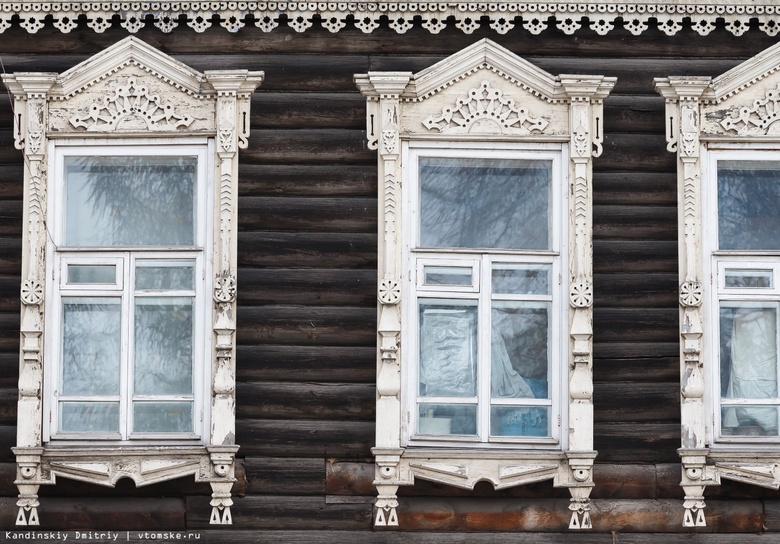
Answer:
(710, 152, 780, 442)
(46, 144, 209, 442)
(405, 145, 563, 447)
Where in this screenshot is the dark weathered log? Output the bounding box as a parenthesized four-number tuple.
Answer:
(238, 196, 376, 232)
(236, 419, 373, 458)
(593, 308, 679, 343)
(186, 495, 372, 530)
(597, 134, 674, 173)
(594, 240, 678, 273)
(0, 312, 21, 351)
(593, 172, 677, 207)
(238, 164, 376, 198)
(594, 273, 678, 308)
(0, 237, 22, 275)
(243, 128, 373, 165)
(0, 496, 186, 530)
(603, 95, 666, 134)
(236, 305, 375, 346)
(236, 382, 375, 421)
(0, 200, 21, 236)
(594, 383, 679, 423)
(594, 341, 680, 360)
(0, 387, 17, 424)
(236, 344, 375, 383)
(251, 92, 365, 129)
(244, 457, 325, 496)
(595, 356, 679, 383)
(237, 232, 377, 269)
(594, 423, 680, 463)
(0, 165, 24, 198)
(238, 268, 376, 306)
(593, 205, 677, 241)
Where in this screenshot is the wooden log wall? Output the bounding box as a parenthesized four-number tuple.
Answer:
(3, 18, 780, 540)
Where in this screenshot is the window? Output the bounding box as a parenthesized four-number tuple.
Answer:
(357, 38, 614, 530)
(404, 145, 564, 446)
(707, 153, 780, 442)
(45, 144, 211, 441)
(657, 43, 780, 528)
(3, 36, 262, 527)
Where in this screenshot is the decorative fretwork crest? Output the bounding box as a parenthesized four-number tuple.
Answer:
(70, 77, 195, 132)
(720, 83, 780, 136)
(423, 81, 549, 135)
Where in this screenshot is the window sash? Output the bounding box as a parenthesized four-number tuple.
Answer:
(708, 149, 780, 444)
(402, 144, 565, 448)
(44, 143, 211, 443)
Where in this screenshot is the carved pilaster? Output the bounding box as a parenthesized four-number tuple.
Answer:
(656, 76, 712, 527)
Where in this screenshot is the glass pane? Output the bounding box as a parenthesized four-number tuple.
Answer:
(60, 402, 119, 433)
(720, 304, 778, 401)
(491, 405, 550, 437)
(419, 157, 551, 250)
(418, 403, 477, 435)
(62, 298, 121, 395)
(134, 297, 193, 395)
(492, 264, 550, 295)
(718, 161, 780, 250)
(133, 402, 193, 433)
(418, 301, 477, 397)
(136, 262, 195, 291)
(422, 266, 473, 287)
(65, 155, 197, 247)
(67, 264, 116, 284)
(721, 406, 779, 437)
(724, 269, 773, 288)
(492, 301, 550, 399)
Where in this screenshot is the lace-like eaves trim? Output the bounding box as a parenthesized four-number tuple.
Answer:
(4, 2, 780, 36)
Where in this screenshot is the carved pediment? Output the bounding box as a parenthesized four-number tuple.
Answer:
(719, 83, 780, 136)
(423, 80, 550, 135)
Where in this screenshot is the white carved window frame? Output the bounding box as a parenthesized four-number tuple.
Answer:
(356, 38, 614, 531)
(656, 42, 780, 528)
(400, 141, 568, 450)
(2, 36, 262, 526)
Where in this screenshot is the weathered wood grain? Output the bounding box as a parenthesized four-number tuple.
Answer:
(244, 457, 325, 496)
(236, 345, 375, 383)
(593, 172, 677, 207)
(603, 95, 666, 134)
(594, 383, 679, 423)
(594, 273, 678, 308)
(186, 495, 372, 530)
(237, 232, 377, 268)
(238, 268, 375, 306)
(594, 423, 680, 463)
(0, 496, 186, 530)
(238, 164, 376, 198)
(236, 419, 373, 458)
(236, 305, 375, 346)
(594, 205, 677, 241)
(595, 356, 679, 383)
(242, 128, 373, 165)
(594, 241, 678, 273)
(593, 308, 679, 343)
(251, 92, 365, 129)
(236, 382, 375, 420)
(598, 134, 674, 173)
(238, 196, 376, 232)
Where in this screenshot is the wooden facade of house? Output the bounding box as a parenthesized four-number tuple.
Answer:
(3, 3, 780, 542)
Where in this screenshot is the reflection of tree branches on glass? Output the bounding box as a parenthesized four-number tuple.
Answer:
(134, 298, 194, 396)
(65, 156, 196, 247)
(62, 299, 121, 396)
(420, 158, 551, 250)
(492, 304, 549, 399)
(719, 162, 780, 250)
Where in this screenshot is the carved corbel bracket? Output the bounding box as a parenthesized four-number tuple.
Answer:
(563, 453, 596, 530)
(679, 450, 719, 527)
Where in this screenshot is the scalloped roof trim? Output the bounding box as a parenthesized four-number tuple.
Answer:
(4, 2, 780, 36)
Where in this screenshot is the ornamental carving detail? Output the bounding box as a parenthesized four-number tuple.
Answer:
(721, 83, 780, 135)
(378, 279, 401, 305)
(20, 280, 44, 306)
(70, 78, 195, 132)
(680, 281, 703, 307)
(570, 281, 593, 308)
(423, 81, 549, 135)
(214, 275, 237, 303)
(7, 3, 780, 37)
